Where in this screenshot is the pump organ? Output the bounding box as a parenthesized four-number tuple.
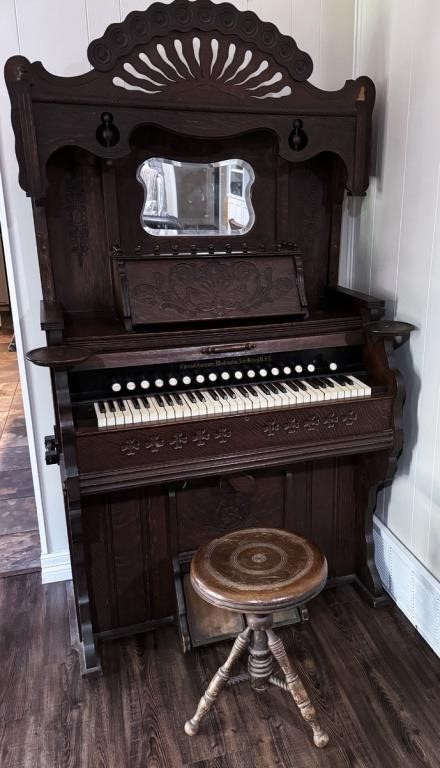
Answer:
(6, 0, 413, 675)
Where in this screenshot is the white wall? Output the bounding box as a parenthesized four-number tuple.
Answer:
(0, 0, 355, 577)
(351, 0, 440, 583)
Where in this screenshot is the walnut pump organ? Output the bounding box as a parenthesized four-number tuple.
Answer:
(6, 0, 413, 676)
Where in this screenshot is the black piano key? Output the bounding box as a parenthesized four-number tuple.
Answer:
(276, 383, 288, 393)
(295, 381, 307, 391)
(155, 395, 164, 407)
(217, 388, 229, 400)
(187, 392, 197, 403)
(238, 386, 251, 397)
(118, 399, 126, 411)
(164, 394, 174, 406)
(224, 388, 236, 398)
(196, 391, 206, 402)
(320, 377, 334, 387)
(210, 390, 220, 400)
(285, 381, 299, 392)
(266, 383, 279, 394)
(259, 384, 272, 395)
(173, 393, 183, 405)
(131, 398, 140, 409)
(98, 402, 106, 414)
(108, 401, 116, 412)
(338, 375, 352, 385)
(141, 396, 150, 408)
(246, 385, 258, 396)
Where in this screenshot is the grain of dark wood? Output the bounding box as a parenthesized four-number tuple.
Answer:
(0, 576, 439, 768)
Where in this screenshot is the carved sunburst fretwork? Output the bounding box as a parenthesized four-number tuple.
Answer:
(113, 36, 292, 100)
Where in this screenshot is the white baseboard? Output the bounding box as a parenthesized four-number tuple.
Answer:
(374, 516, 440, 657)
(41, 550, 72, 584)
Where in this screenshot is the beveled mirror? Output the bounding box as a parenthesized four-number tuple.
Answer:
(137, 158, 255, 236)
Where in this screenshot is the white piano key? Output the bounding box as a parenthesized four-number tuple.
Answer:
(169, 393, 190, 420)
(222, 388, 239, 413)
(180, 392, 200, 417)
(277, 383, 298, 406)
(230, 387, 252, 412)
(136, 396, 152, 424)
(144, 397, 160, 422)
(94, 402, 107, 429)
(245, 385, 268, 409)
(153, 395, 173, 421)
(193, 391, 208, 416)
(203, 391, 223, 415)
(112, 400, 125, 426)
(348, 375, 371, 397)
(270, 384, 289, 407)
(103, 401, 116, 427)
(121, 399, 134, 425)
(127, 399, 142, 424)
(328, 378, 350, 399)
(302, 381, 324, 402)
(320, 379, 343, 400)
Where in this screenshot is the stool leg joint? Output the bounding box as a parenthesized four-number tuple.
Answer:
(184, 626, 251, 737)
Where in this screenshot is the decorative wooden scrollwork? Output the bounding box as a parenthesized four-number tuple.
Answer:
(112, 35, 293, 100)
(88, 0, 313, 84)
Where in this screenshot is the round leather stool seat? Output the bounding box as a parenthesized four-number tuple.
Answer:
(191, 527, 328, 614)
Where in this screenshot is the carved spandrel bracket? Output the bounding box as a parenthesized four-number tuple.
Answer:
(365, 321, 415, 349)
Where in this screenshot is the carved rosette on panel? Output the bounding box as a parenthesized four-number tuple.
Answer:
(263, 409, 362, 438)
(213, 496, 251, 531)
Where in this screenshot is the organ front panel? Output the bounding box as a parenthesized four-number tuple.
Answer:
(5, 0, 413, 676)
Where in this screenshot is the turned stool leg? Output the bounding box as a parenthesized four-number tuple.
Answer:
(184, 626, 251, 736)
(266, 628, 329, 748)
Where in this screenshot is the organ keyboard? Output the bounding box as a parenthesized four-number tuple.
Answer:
(93, 376, 372, 429)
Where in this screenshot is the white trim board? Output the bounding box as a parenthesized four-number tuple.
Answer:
(41, 551, 72, 584)
(373, 516, 440, 658)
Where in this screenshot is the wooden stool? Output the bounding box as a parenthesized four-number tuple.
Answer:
(184, 528, 329, 748)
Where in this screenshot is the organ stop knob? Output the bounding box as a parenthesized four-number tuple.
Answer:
(307, 364, 315, 373)
(126, 381, 136, 391)
(140, 379, 150, 389)
(294, 365, 303, 373)
(329, 362, 338, 371)
(196, 374, 205, 383)
(111, 382, 122, 393)
(182, 376, 191, 385)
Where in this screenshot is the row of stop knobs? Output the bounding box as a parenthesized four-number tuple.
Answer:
(110, 362, 339, 392)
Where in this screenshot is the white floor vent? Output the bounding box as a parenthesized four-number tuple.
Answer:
(374, 516, 440, 658)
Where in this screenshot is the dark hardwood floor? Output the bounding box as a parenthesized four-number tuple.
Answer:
(1, 576, 439, 768)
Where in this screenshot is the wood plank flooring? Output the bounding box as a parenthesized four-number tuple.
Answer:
(0, 319, 39, 576)
(0, 576, 439, 768)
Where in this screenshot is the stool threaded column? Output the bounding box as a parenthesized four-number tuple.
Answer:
(266, 628, 329, 748)
(184, 626, 251, 736)
(246, 614, 273, 692)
